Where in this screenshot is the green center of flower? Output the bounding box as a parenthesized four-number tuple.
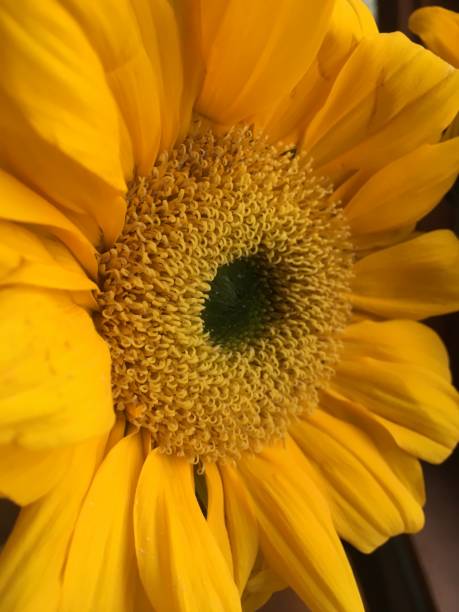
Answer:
(202, 256, 275, 346)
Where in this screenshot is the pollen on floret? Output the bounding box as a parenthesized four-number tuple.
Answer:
(97, 120, 353, 462)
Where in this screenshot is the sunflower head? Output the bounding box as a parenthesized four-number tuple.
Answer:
(1, 2, 459, 612)
(97, 122, 353, 461)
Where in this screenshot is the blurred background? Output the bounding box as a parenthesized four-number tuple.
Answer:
(263, 1, 459, 611)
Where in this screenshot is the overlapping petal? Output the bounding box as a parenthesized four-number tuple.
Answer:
(205, 463, 234, 574)
(0, 221, 97, 294)
(0, 443, 72, 505)
(303, 32, 459, 186)
(196, 0, 335, 127)
(0, 0, 126, 243)
(62, 0, 163, 176)
(332, 320, 459, 463)
(409, 6, 459, 68)
(220, 464, 259, 594)
(261, 0, 377, 143)
(134, 452, 241, 612)
(237, 437, 364, 612)
(131, 0, 197, 150)
(291, 402, 424, 553)
(241, 565, 286, 612)
(0, 170, 98, 276)
(351, 230, 459, 319)
(345, 138, 459, 245)
(61, 434, 145, 612)
(0, 437, 106, 612)
(0, 287, 113, 449)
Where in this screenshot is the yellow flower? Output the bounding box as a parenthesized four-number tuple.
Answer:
(1, 1, 459, 611)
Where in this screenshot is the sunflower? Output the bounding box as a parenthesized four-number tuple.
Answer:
(1, 1, 459, 611)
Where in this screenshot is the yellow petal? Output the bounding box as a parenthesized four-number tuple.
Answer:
(409, 7, 459, 68)
(238, 437, 364, 612)
(0, 243, 20, 279)
(64, 0, 162, 175)
(262, 0, 377, 143)
(303, 33, 459, 185)
(351, 230, 459, 319)
(0, 0, 126, 243)
(62, 208, 105, 248)
(141, 0, 185, 149)
(343, 0, 378, 33)
(291, 406, 424, 553)
(0, 436, 106, 612)
(196, 0, 335, 126)
(0, 443, 72, 505)
(131, 0, 195, 149)
(0, 222, 97, 293)
(0, 287, 113, 449)
(0, 170, 97, 276)
(220, 464, 259, 594)
(105, 414, 128, 454)
(332, 319, 459, 463)
(134, 452, 241, 612)
(205, 463, 233, 574)
(173, 0, 205, 141)
(340, 319, 452, 382)
(313, 0, 378, 104)
(61, 434, 144, 612)
(242, 566, 286, 612)
(345, 138, 459, 238)
(132, 582, 155, 612)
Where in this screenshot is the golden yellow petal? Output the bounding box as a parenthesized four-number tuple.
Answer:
(242, 566, 286, 612)
(409, 7, 459, 68)
(0, 443, 71, 505)
(351, 230, 459, 319)
(0, 287, 113, 449)
(238, 437, 364, 612)
(333, 319, 459, 463)
(205, 463, 234, 574)
(0, 0, 126, 243)
(303, 33, 459, 185)
(345, 138, 459, 237)
(196, 0, 334, 126)
(173, 0, 204, 141)
(0, 170, 97, 276)
(262, 0, 377, 143)
(132, 582, 155, 612)
(64, 0, 162, 175)
(105, 414, 128, 454)
(61, 434, 144, 612)
(0, 436, 106, 612)
(340, 319, 452, 382)
(220, 464, 259, 594)
(344, 0, 378, 33)
(0, 222, 97, 293)
(0, 243, 20, 279)
(291, 406, 424, 553)
(134, 452, 241, 612)
(130, 0, 196, 149)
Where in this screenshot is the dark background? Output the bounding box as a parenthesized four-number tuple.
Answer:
(263, 1, 459, 610)
(378, 0, 458, 33)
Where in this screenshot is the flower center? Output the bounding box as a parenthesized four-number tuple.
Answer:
(97, 121, 353, 462)
(202, 255, 275, 346)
